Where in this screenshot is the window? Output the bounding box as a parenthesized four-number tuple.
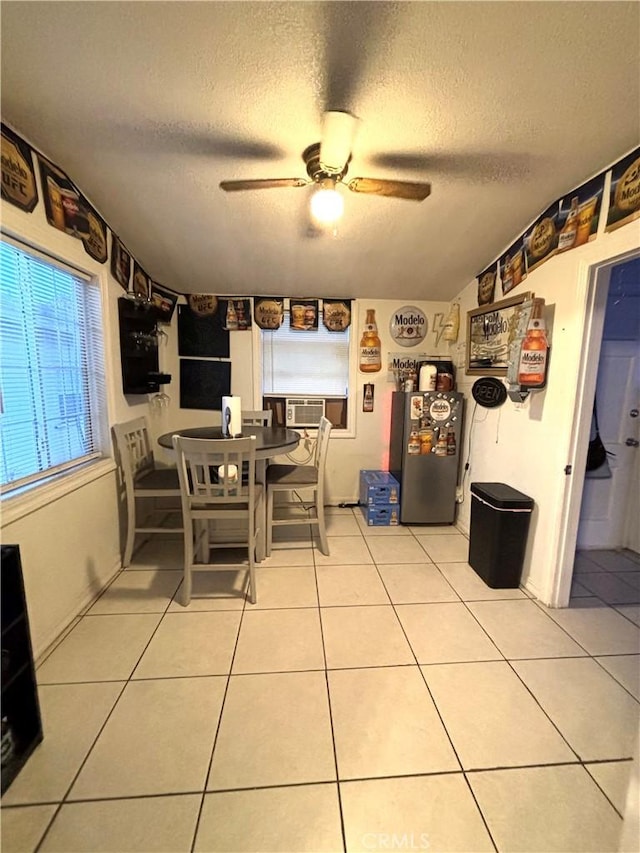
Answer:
(0, 237, 105, 494)
(262, 314, 350, 396)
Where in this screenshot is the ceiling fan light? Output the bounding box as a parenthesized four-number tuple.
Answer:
(310, 185, 344, 225)
(319, 111, 357, 174)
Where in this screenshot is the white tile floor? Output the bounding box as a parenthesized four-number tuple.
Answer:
(2, 511, 639, 852)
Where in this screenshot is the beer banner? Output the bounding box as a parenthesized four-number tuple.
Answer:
(290, 298, 319, 331)
(477, 263, 498, 306)
(606, 147, 640, 233)
(524, 202, 559, 274)
(556, 171, 605, 254)
(499, 238, 527, 297)
(187, 294, 219, 316)
(1, 124, 38, 212)
(132, 262, 150, 300)
(253, 297, 284, 330)
(223, 298, 252, 331)
(81, 198, 107, 264)
(323, 299, 351, 332)
(38, 154, 89, 238)
(111, 234, 132, 290)
(150, 283, 178, 323)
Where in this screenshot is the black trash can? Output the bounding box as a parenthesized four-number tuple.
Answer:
(468, 483, 534, 588)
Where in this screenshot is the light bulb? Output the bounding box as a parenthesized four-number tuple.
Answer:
(310, 185, 344, 225)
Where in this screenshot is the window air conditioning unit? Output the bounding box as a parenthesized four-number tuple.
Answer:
(285, 398, 326, 428)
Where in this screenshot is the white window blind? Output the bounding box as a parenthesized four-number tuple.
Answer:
(0, 238, 104, 493)
(262, 314, 350, 396)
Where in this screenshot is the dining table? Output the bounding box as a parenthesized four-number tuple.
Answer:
(157, 424, 300, 561)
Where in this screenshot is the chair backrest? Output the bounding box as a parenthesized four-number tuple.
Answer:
(242, 409, 273, 427)
(113, 417, 155, 487)
(172, 435, 257, 506)
(314, 417, 333, 490)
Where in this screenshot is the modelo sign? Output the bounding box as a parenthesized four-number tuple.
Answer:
(389, 305, 428, 348)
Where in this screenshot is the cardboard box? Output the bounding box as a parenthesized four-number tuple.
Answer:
(360, 504, 400, 526)
(359, 470, 400, 506)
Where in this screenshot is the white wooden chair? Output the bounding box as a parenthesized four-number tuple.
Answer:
(113, 417, 182, 567)
(172, 435, 262, 605)
(266, 416, 332, 556)
(242, 409, 273, 427)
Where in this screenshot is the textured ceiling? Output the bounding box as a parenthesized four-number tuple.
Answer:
(1, 1, 639, 300)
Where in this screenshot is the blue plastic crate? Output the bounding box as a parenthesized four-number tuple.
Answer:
(359, 470, 400, 506)
(360, 504, 400, 526)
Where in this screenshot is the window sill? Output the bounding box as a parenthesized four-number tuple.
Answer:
(1, 458, 116, 526)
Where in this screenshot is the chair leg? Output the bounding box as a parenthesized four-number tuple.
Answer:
(182, 521, 193, 607)
(316, 490, 329, 556)
(266, 487, 274, 557)
(247, 545, 257, 605)
(248, 511, 257, 605)
(123, 495, 136, 568)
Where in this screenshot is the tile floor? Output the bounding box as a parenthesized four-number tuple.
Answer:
(2, 509, 639, 852)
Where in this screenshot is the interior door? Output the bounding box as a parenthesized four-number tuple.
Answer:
(577, 339, 640, 550)
(623, 392, 640, 554)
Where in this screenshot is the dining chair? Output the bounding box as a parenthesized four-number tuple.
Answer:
(242, 409, 273, 427)
(172, 435, 262, 605)
(112, 417, 182, 567)
(265, 416, 332, 556)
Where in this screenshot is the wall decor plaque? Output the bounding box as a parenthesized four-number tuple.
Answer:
(466, 292, 532, 375)
(389, 305, 427, 347)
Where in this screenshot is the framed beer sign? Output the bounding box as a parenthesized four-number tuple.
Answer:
(466, 292, 532, 375)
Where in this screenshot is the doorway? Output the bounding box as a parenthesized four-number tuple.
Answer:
(577, 257, 640, 551)
(553, 249, 640, 608)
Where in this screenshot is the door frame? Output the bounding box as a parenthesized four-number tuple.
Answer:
(551, 247, 640, 608)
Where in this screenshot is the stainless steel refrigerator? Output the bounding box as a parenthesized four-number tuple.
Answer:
(389, 391, 465, 524)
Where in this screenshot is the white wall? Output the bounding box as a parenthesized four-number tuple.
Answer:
(449, 223, 640, 604)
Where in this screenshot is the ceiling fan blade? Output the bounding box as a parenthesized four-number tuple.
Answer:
(319, 111, 358, 174)
(220, 178, 308, 192)
(347, 177, 431, 201)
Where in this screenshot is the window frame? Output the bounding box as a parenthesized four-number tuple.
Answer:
(0, 232, 111, 502)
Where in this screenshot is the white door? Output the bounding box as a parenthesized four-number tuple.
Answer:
(577, 339, 640, 550)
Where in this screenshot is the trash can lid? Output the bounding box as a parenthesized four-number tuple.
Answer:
(470, 482, 534, 510)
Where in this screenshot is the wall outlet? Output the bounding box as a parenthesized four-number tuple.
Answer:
(455, 487, 464, 503)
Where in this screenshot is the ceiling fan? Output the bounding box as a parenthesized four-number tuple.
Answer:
(219, 112, 431, 220)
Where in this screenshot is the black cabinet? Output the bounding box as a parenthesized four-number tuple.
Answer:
(1, 545, 43, 794)
(118, 297, 171, 395)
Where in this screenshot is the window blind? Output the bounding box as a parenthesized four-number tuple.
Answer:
(262, 314, 350, 396)
(0, 238, 103, 493)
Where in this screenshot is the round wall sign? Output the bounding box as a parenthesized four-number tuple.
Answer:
(472, 377, 507, 408)
(389, 305, 428, 348)
(429, 398, 452, 421)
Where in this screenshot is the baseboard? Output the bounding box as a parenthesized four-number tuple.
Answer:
(34, 557, 122, 664)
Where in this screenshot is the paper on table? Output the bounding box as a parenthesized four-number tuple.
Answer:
(221, 395, 242, 437)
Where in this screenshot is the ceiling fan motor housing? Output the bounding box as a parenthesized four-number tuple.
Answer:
(303, 143, 350, 183)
